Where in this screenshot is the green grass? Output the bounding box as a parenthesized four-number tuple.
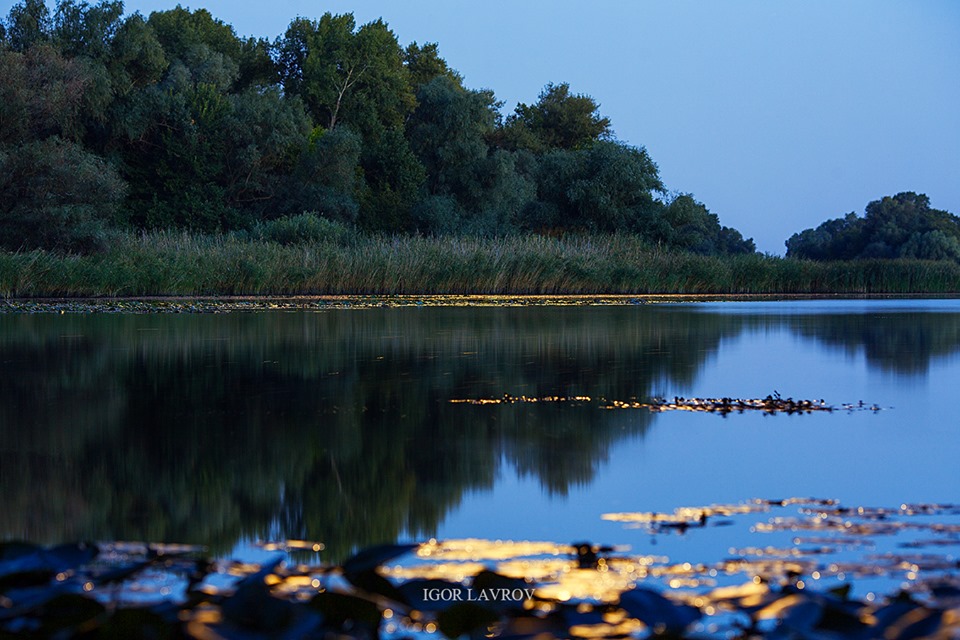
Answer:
(2, 230, 960, 297)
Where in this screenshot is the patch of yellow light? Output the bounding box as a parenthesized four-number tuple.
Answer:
(497, 559, 572, 582)
(259, 540, 325, 553)
(449, 394, 591, 405)
(185, 606, 222, 625)
(383, 562, 487, 581)
(668, 578, 707, 589)
(719, 558, 814, 580)
(734, 546, 814, 558)
(193, 584, 222, 596)
(417, 538, 571, 561)
(569, 618, 644, 638)
(225, 562, 264, 577)
(270, 575, 320, 596)
(649, 562, 710, 579)
(754, 594, 808, 620)
(602, 397, 835, 414)
(602, 502, 767, 525)
(533, 567, 637, 603)
(706, 581, 769, 602)
(763, 497, 839, 507)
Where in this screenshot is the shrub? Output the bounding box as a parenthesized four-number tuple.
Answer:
(252, 212, 354, 246)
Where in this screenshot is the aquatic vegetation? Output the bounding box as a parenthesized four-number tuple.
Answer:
(2, 499, 958, 638)
(449, 393, 883, 415)
(3, 231, 960, 297)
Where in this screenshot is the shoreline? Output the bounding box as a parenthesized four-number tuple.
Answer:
(2, 292, 958, 314)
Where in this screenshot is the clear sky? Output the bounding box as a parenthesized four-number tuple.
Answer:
(7, 0, 959, 253)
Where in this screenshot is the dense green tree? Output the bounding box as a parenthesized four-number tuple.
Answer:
(357, 126, 426, 232)
(524, 141, 662, 233)
(406, 77, 534, 234)
(787, 192, 960, 262)
(408, 77, 497, 195)
(282, 126, 362, 222)
(497, 82, 612, 153)
(52, 0, 123, 61)
(3, 0, 51, 52)
(274, 16, 311, 97)
(118, 73, 311, 230)
(277, 13, 422, 230)
(0, 137, 125, 252)
(106, 12, 167, 94)
(0, 3, 755, 251)
(404, 41, 462, 92)
(643, 194, 755, 255)
(0, 42, 124, 251)
(278, 13, 414, 135)
(0, 44, 93, 144)
(147, 6, 274, 90)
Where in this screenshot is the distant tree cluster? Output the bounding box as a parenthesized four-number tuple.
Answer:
(786, 193, 960, 262)
(0, 0, 755, 254)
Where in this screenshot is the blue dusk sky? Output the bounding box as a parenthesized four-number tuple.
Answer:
(6, 0, 958, 253)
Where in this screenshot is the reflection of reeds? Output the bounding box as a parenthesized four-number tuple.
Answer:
(3, 231, 960, 296)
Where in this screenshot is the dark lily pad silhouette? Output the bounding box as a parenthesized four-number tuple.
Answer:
(341, 543, 421, 576)
(617, 587, 700, 634)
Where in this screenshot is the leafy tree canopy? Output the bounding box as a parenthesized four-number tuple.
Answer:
(0, 0, 753, 256)
(4, 0, 50, 51)
(497, 82, 612, 153)
(404, 41, 462, 92)
(786, 192, 960, 262)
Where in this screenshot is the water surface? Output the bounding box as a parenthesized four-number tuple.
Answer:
(2, 300, 958, 584)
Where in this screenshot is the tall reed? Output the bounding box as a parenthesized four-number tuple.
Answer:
(2, 231, 959, 297)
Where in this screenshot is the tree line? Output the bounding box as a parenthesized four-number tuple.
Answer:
(0, 0, 755, 255)
(787, 192, 960, 263)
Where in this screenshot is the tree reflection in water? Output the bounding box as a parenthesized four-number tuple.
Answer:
(2, 304, 958, 557)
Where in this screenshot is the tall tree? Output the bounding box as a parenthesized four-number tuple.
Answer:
(0, 44, 96, 144)
(525, 142, 662, 233)
(107, 12, 167, 94)
(406, 76, 532, 234)
(276, 13, 422, 230)
(53, 0, 124, 61)
(0, 42, 125, 251)
(497, 82, 612, 153)
(404, 41, 462, 93)
(280, 13, 415, 136)
(4, 0, 51, 52)
(147, 6, 274, 90)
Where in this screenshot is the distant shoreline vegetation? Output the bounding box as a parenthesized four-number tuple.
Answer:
(2, 3, 960, 295)
(3, 228, 960, 297)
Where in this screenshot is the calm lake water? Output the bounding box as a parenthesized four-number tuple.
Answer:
(2, 299, 958, 598)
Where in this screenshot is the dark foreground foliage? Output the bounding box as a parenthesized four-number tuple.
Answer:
(2, 498, 958, 638)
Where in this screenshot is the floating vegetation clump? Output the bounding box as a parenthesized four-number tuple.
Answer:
(1, 499, 958, 638)
(450, 392, 883, 414)
(450, 394, 593, 406)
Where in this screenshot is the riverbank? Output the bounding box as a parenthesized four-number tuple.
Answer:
(3, 231, 960, 297)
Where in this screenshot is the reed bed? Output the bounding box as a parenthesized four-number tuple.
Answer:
(2, 231, 960, 297)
